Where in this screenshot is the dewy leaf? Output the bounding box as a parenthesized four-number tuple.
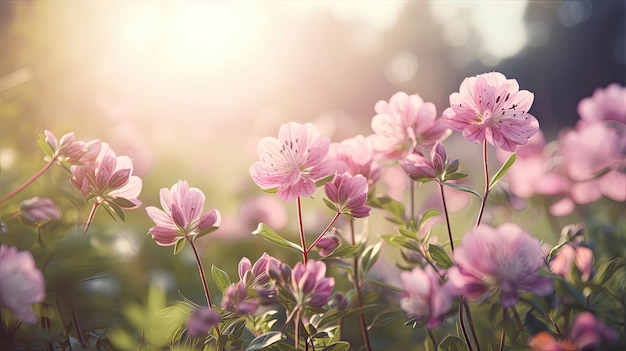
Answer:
(428, 243, 454, 269)
(437, 335, 470, 351)
(489, 152, 516, 191)
(440, 182, 482, 199)
(252, 223, 303, 252)
(173, 238, 186, 255)
(211, 265, 232, 293)
(245, 331, 284, 351)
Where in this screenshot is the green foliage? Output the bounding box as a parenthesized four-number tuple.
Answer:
(488, 152, 516, 191)
(252, 223, 303, 252)
(437, 336, 470, 351)
(211, 265, 232, 294)
(428, 243, 454, 269)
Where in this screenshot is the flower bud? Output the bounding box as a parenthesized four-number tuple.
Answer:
(19, 197, 61, 225)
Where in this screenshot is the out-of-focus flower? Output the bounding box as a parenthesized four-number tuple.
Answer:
(371, 91, 449, 161)
(43, 130, 101, 163)
(239, 195, 288, 231)
(0, 245, 45, 324)
(528, 312, 617, 351)
(291, 260, 335, 308)
(550, 243, 594, 282)
(323, 172, 370, 219)
(18, 197, 61, 225)
(250, 122, 335, 202)
(221, 282, 258, 316)
(447, 223, 553, 308)
(186, 307, 222, 337)
(400, 265, 453, 329)
(315, 234, 340, 257)
(497, 131, 550, 199)
(146, 180, 220, 248)
(328, 135, 382, 185)
(577, 83, 626, 125)
(400, 142, 464, 183)
(443, 72, 539, 152)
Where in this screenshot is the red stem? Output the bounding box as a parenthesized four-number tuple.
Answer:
(83, 202, 100, 233)
(306, 211, 341, 253)
(296, 197, 308, 264)
(0, 157, 57, 205)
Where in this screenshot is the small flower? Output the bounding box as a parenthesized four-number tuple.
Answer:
(401, 142, 464, 183)
(43, 130, 101, 163)
(323, 172, 371, 219)
(371, 91, 449, 160)
(315, 234, 340, 257)
(291, 260, 335, 308)
(443, 72, 539, 152)
(238, 252, 282, 287)
(550, 243, 594, 282)
(496, 131, 549, 198)
(400, 265, 453, 329)
(400, 152, 437, 182)
(447, 223, 553, 308)
(146, 180, 220, 247)
(0, 245, 46, 324)
(528, 312, 617, 351)
(186, 307, 222, 337)
(221, 282, 258, 316)
(328, 135, 382, 185)
(18, 197, 61, 225)
(250, 122, 335, 201)
(577, 83, 626, 125)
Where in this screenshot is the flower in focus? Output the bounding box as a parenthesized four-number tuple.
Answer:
(315, 232, 341, 257)
(323, 172, 370, 219)
(528, 312, 617, 351)
(0, 245, 45, 324)
(43, 130, 101, 163)
(250, 122, 335, 201)
(443, 72, 539, 152)
(400, 142, 464, 183)
(400, 265, 453, 329)
(238, 252, 282, 287)
(186, 307, 222, 337)
(18, 197, 61, 225)
(577, 83, 626, 125)
(221, 282, 258, 316)
(447, 223, 553, 308)
(550, 243, 594, 282)
(291, 260, 335, 308)
(328, 134, 382, 185)
(371, 91, 449, 160)
(146, 180, 220, 249)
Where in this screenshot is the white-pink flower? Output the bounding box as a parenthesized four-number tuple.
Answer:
(0, 246, 45, 324)
(577, 83, 626, 125)
(443, 72, 539, 152)
(328, 135, 382, 185)
(250, 122, 334, 201)
(400, 265, 453, 329)
(43, 130, 101, 163)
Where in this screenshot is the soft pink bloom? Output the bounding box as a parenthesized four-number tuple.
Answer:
(186, 307, 221, 337)
(146, 180, 220, 246)
(250, 122, 335, 201)
(238, 195, 288, 231)
(0, 246, 45, 324)
(371, 91, 449, 160)
(577, 83, 626, 124)
(238, 252, 282, 287)
(70, 142, 142, 208)
(497, 131, 550, 198)
(291, 260, 335, 308)
(315, 234, 340, 257)
(447, 223, 553, 308)
(443, 72, 539, 152)
(400, 142, 455, 183)
(324, 172, 371, 219)
(328, 135, 382, 185)
(18, 197, 61, 225)
(221, 282, 258, 316)
(550, 243, 594, 282)
(44, 130, 101, 163)
(528, 312, 617, 351)
(400, 265, 453, 329)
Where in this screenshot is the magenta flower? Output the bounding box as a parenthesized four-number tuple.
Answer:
(238, 252, 282, 287)
(400, 142, 461, 183)
(43, 130, 101, 163)
(0, 246, 45, 324)
(443, 72, 539, 152)
(400, 265, 453, 329)
(18, 197, 61, 225)
(250, 122, 335, 202)
(447, 223, 553, 308)
(291, 260, 335, 308)
(221, 282, 258, 316)
(550, 243, 594, 282)
(323, 172, 371, 219)
(328, 135, 382, 185)
(577, 83, 626, 125)
(371, 91, 449, 160)
(186, 307, 222, 337)
(315, 234, 340, 257)
(146, 180, 220, 247)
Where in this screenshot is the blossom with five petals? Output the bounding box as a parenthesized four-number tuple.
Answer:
(250, 122, 335, 201)
(443, 72, 539, 152)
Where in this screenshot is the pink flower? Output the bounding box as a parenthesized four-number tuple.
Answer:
(18, 197, 61, 225)
(400, 142, 461, 183)
(238, 252, 282, 287)
(146, 180, 221, 246)
(447, 223, 553, 308)
(186, 307, 222, 337)
(328, 135, 382, 185)
(528, 312, 617, 351)
(577, 83, 626, 125)
(250, 122, 335, 201)
(238, 195, 288, 231)
(497, 131, 549, 198)
(0, 246, 45, 324)
(43, 130, 101, 163)
(400, 265, 453, 329)
(550, 243, 594, 282)
(221, 282, 258, 316)
(371, 92, 449, 160)
(315, 234, 341, 257)
(291, 260, 335, 308)
(443, 72, 539, 152)
(323, 172, 371, 219)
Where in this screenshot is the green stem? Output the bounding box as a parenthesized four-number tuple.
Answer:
(296, 197, 308, 264)
(0, 157, 57, 206)
(499, 308, 508, 351)
(306, 211, 341, 253)
(350, 220, 372, 351)
(458, 300, 474, 351)
(438, 182, 455, 252)
(474, 141, 490, 229)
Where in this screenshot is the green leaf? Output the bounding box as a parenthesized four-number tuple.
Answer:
(440, 182, 482, 199)
(325, 243, 360, 259)
(593, 257, 626, 286)
(367, 195, 406, 225)
(419, 208, 441, 231)
(37, 133, 55, 159)
(261, 187, 278, 194)
(321, 342, 350, 351)
(246, 331, 284, 351)
(366, 279, 403, 292)
(398, 228, 417, 239)
(380, 234, 421, 252)
(437, 335, 470, 351)
(315, 174, 336, 187)
(211, 265, 232, 293)
(252, 223, 303, 252)
(428, 243, 454, 269)
(173, 238, 186, 255)
(489, 152, 516, 191)
(361, 242, 382, 274)
(443, 172, 469, 181)
(323, 198, 339, 213)
(547, 241, 569, 261)
(102, 201, 124, 221)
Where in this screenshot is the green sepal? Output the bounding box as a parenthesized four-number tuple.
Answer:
(315, 174, 335, 187)
(37, 133, 55, 160)
(440, 182, 482, 199)
(173, 238, 186, 255)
